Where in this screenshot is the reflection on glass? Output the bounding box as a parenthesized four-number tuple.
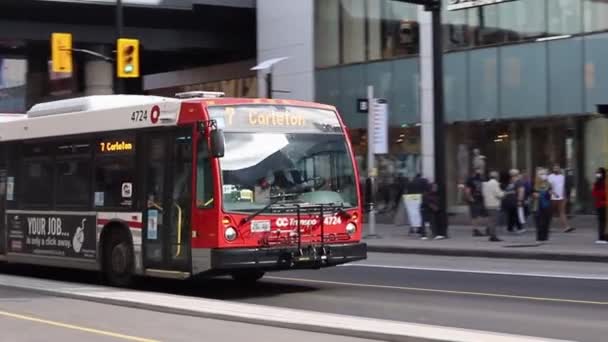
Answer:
(0, 58, 27, 113)
(220, 133, 357, 212)
(381, 1, 418, 58)
(443, 0, 470, 50)
(548, 0, 582, 35)
(584, 0, 608, 33)
(499, 0, 546, 42)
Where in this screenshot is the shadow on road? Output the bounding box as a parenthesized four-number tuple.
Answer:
(0, 263, 318, 301)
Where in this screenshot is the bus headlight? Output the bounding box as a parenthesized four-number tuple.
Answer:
(225, 227, 238, 241)
(346, 223, 357, 235)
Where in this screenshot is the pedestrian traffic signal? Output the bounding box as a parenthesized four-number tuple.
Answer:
(51, 33, 73, 73)
(117, 38, 140, 78)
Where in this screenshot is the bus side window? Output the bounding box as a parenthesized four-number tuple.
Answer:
(196, 137, 214, 208)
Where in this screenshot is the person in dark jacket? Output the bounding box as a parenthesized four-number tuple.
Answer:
(533, 168, 553, 243)
(591, 167, 607, 244)
(420, 182, 440, 240)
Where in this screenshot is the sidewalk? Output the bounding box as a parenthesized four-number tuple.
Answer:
(363, 215, 608, 262)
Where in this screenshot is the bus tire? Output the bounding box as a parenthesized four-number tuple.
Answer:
(230, 271, 265, 283)
(103, 230, 134, 287)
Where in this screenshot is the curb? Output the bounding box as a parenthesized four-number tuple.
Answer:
(0, 274, 572, 342)
(367, 245, 608, 263)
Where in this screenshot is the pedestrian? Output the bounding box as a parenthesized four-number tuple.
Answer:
(548, 164, 574, 233)
(533, 168, 553, 243)
(503, 169, 526, 234)
(591, 167, 607, 244)
(482, 171, 504, 242)
(420, 182, 440, 240)
(465, 168, 488, 237)
(405, 174, 427, 235)
(520, 170, 533, 220)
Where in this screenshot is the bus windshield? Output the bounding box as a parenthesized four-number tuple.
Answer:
(219, 132, 357, 212)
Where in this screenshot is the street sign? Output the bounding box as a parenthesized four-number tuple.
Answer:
(370, 98, 388, 154)
(357, 98, 369, 113)
(447, 0, 516, 11)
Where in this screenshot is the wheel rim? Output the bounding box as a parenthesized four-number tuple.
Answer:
(111, 244, 128, 275)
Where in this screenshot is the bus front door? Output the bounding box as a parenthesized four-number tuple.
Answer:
(143, 128, 192, 273)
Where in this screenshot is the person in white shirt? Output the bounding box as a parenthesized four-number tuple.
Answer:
(548, 165, 574, 233)
(482, 171, 504, 242)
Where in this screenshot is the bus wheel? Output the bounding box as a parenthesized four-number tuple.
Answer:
(231, 271, 265, 284)
(104, 232, 134, 287)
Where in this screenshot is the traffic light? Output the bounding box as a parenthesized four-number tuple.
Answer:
(51, 33, 73, 73)
(117, 38, 140, 78)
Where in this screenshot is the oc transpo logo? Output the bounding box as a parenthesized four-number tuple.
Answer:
(275, 218, 289, 227)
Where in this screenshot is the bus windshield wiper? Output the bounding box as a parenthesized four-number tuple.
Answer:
(240, 195, 303, 226)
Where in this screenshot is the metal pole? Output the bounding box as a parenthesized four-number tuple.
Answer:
(266, 70, 272, 99)
(430, 3, 447, 236)
(115, 0, 124, 94)
(366, 85, 378, 238)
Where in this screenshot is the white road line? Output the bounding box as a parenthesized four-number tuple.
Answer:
(338, 263, 608, 280)
(266, 276, 608, 305)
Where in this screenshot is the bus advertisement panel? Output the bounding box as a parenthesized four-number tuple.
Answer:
(7, 212, 97, 259)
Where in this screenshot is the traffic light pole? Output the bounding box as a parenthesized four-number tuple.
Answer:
(429, 2, 447, 236)
(115, 0, 125, 94)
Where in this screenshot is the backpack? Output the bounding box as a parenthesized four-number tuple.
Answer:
(538, 189, 551, 209)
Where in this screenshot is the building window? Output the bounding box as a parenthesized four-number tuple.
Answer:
(468, 5, 504, 46)
(341, 0, 367, 64)
(498, 0, 547, 43)
(380, 1, 418, 58)
(0, 58, 27, 113)
(468, 1, 547, 46)
(315, 0, 341, 67)
(314, 0, 419, 68)
(584, 0, 608, 33)
(548, 0, 582, 35)
(444, 0, 471, 51)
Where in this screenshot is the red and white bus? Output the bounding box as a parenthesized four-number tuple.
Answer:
(0, 91, 366, 286)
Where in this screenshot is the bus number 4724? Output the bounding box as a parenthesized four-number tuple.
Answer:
(131, 110, 148, 122)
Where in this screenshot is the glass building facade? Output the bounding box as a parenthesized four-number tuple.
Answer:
(314, 0, 608, 213)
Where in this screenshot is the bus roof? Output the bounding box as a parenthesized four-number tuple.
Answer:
(0, 94, 338, 143)
(192, 97, 336, 111)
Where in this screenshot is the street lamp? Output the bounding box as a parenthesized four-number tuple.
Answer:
(251, 57, 289, 99)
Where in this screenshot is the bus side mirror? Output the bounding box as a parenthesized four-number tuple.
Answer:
(210, 129, 225, 158)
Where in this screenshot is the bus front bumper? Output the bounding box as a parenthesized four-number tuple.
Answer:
(210, 243, 367, 271)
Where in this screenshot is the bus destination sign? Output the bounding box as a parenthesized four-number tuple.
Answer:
(208, 105, 342, 133)
(98, 138, 135, 154)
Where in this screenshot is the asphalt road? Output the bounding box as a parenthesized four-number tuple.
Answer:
(0, 286, 376, 342)
(0, 253, 606, 342)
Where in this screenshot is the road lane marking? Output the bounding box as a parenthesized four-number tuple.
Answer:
(266, 276, 608, 306)
(338, 263, 608, 280)
(0, 310, 160, 342)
